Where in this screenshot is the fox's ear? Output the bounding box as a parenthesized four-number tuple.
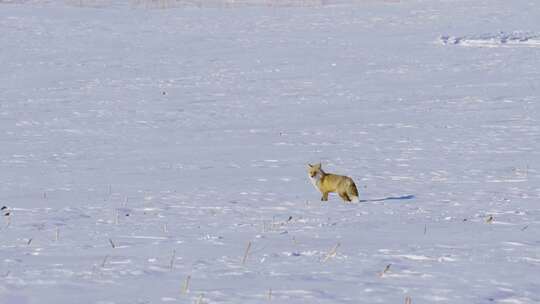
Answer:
(307, 163, 313, 168)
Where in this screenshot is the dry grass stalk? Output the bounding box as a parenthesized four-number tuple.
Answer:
(55, 227, 59, 241)
(101, 255, 109, 267)
(268, 288, 272, 300)
(379, 263, 392, 277)
(242, 241, 252, 265)
(170, 249, 176, 270)
(182, 275, 191, 294)
(405, 296, 412, 304)
(109, 238, 116, 248)
(322, 242, 341, 262)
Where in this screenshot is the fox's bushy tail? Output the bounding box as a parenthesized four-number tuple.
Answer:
(348, 180, 360, 203)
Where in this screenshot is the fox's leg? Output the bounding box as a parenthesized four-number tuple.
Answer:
(321, 192, 329, 201)
(339, 192, 351, 203)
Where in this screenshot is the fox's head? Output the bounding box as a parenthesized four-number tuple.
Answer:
(307, 163, 323, 178)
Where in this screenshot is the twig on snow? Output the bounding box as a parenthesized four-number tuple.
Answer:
(322, 243, 341, 262)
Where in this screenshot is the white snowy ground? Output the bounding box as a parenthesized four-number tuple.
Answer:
(1, 0, 540, 303)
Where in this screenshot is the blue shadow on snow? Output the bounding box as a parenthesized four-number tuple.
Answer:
(359, 195, 415, 203)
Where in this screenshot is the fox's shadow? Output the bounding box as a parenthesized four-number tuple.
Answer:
(359, 195, 415, 203)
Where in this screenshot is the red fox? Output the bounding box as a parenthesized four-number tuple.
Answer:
(307, 163, 359, 203)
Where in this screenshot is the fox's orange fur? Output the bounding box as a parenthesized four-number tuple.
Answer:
(307, 163, 359, 203)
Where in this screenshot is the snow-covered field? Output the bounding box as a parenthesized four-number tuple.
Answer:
(1, 0, 540, 303)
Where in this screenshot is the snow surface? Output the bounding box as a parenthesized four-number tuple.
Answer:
(1, 0, 540, 303)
